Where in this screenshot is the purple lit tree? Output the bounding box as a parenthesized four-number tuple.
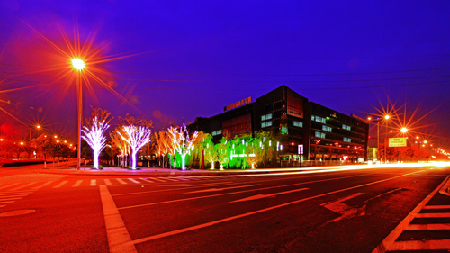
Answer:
(117, 114, 153, 170)
(167, 124, 198, 170)
(82, 107, 112, 169)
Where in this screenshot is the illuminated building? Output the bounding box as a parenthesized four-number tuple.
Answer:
(189, 86, 368, 165)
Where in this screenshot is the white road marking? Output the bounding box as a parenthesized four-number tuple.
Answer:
(8, 182, 38, 191)
(415, 212, 450, 218)
(164, 178, 179, 182)
(151, 178, 167, 183)
(72, 180, 83, 187)
(231, 188, 309, 203)
(0, 205, 4, 208)
(52, 181, 67, 188)
(116, 179, 128, 185)
(104, 179, 112, 185)
(327, 185, 364, 195)
(90, 180, 96, 186)
(322, 193, 365, 221)
(31, 181, 53, 190)
(407, 224, 450, 230)
(0, 183, 20, 190)
(0, 197, 22, 201)
(187, 185, 254, 194)
(138, 178, 153, 183)
(389, 239, 450, 250)
(372, 175, 450, 253)
(0, 201, 14, 204)
(99, 185, 137, 253)
(422, 205, 450, 209)
(128, 178, 140, 184)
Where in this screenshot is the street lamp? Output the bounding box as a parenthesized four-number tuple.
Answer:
(72, 58, 85, 170)
(400, 127, 408, 133)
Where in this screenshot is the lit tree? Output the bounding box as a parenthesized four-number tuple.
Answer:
(167, 124, 198, 170)
(82, 108, 112, 169)
(117, 114, 153, 170)
(110, 130, 130, 167)
(216, 141, 229, 170)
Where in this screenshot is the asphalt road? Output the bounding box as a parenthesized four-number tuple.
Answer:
(0, 165, 449, 252)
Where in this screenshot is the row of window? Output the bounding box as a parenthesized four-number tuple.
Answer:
(315, 131, 352, 143)
(311, 115, 326, 123)
(261, 113, 273, 121)
(262, 121, 273, 128)
(342, 124, 351, 131)
(212, 130, 222, 136)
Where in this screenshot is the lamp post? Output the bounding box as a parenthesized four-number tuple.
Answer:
(368, 114, 391, 164)
(72, 58, 85, 170)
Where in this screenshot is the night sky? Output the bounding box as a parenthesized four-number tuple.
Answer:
(1, 1, 450, 145)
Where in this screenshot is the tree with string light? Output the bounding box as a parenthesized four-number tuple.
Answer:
(117, 114, 153, 170)
(167, 124, 198, 170)
(82, 107, 112, 169)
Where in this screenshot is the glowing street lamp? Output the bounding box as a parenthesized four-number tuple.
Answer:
(384, 114, 391, 120)
(400, 127, 408, 133)
(72, 58, 85, 170)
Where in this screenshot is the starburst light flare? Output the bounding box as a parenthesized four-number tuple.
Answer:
(82, 116, 110, 169)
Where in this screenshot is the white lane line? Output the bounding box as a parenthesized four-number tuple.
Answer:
(164, 178, 179, 182)
(128, 178, 140, 184)
(138, 178, 154, 183)
(186, 185, 254, 194)
(132, 193, 326, 245)
(104, 179, 112, 185)
(91, 180, 96, 186)
(99, 185, 137, 253)
(327, 185, 364, 195)
(423, 205, 450, 209)
(116, 179, 128, 185)
(372, 175, 449, 253)
(230, 188, 309, 203)
(151, 178, 167, 183)
(415, 212, 450, 218)
(407, 224, 450, 230)
(229, 185, 289, 195)
(72, 180, 83, 187)
(31, 181, 53, 190)
(389, 239, 450, 250)
(365, 177, 400, 186)
(52, 181, 68, 188)
(0, 201, 14, 204)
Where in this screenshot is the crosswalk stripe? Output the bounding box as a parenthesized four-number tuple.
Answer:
(0, 201, 14, 204)
(0, 183, 20, 190)
(52, 181, 68, 188)
(128, 178, 140, 184)
(0, 197, 22, 201)
(151, 177, 167, 182)
(116, 178, 128, 185)
(0, 205, 5, 208)
(415, 212, 450, 218)
(104, 179, 112, 185)
(165, 178, 179, 182)
(407, 224, 450, 230)
(72, 180, 83, 187)
(8, 182, 38, 191)
(390, 239, 450, 250)
(91, 180, 96, 186)
(178, 178, 189, 181)
(31, 181, 54, 190)
(139, 178, 154, 183)
(422, 205, 450, 209)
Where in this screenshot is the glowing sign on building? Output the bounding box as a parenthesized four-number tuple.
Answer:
(389, 138, 407, 147)
(224, 96, 251, 112)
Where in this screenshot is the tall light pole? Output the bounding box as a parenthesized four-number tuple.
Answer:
(72, 58, 85, 170)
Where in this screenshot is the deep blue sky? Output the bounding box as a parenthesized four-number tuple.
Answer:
(1, 1, 450, 144)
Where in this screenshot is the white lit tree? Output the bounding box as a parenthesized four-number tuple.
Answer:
(82, 107, 112, 169)
(167, 124, 198, 170)
(117, 114, 153, 170)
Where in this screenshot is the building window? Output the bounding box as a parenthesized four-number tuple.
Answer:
(293, 121, 303, 127)
(322, 125, 332, 132)
(261, 113, 273, 121)
(344, 137, 352, 142)
(315, 131, 326, 139)
(212, 130, 222, 136)
(342, 124, 351, 131)
(313, 115, 326, 123)
(262, 121, 272, 128)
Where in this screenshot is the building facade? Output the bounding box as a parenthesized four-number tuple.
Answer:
(189, 86, 368, 163)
